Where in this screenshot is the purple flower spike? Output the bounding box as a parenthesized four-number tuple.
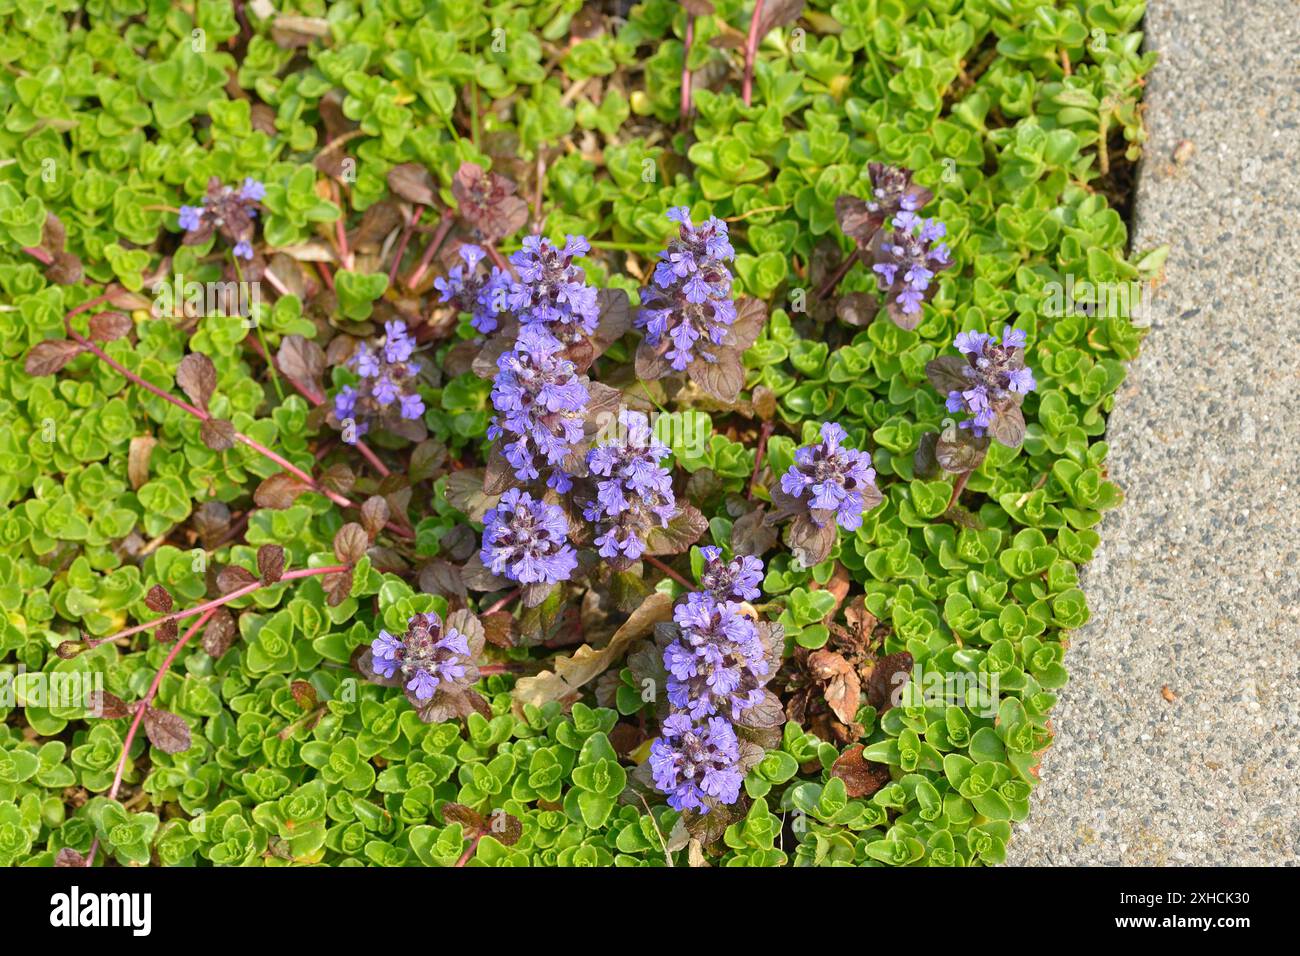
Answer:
(239, 178, 266, 202)
(232, 240, 254, 260)
(330, 322, 423, 442)
(480, 488, 578, 585)
(699, 546, 764, 603)
(943, 327, 1037, 439)
(780, 422, 879, 532)
(178, 205, 203, 232)
(663, 592, 771, 723)
(583, 409, 676, 564)
(636, 208, 737, 371)
(649, 713, 744, 813)
(489, 324, 590, 486)
(506, 235, 600, 339)
(368, 612, 474, 702)
(868, 209, 955, 328)
(435, 244, 508, 334)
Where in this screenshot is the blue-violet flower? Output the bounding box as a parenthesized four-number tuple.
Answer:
(648, 712, 744, 812)
(480, 488, 578, 585)
(780, 422, 878, 532)
(370, 611, 474, 702)
(507, 235, 600, 339)
(944, 326, 1037, 436)
(434, 244, 509, 334)
(699, 546, 763, 603)
(664, 592, 770, 722)
(332, 320, 425, 442)
(583, 409, 676, 562)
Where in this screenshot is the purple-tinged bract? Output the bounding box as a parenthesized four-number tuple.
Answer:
(583, 410, 676, 562)
(489, 324, 590, 490)
(780, 422, 878, 532)
(648, 712, 744, 812)
(637, 207, 738, 371)
(331, 321, 424, 442)
(480, 488, 578, 585)
(945, 326, 1037, 437)
(664, 592, 770, 722)
(370, 611, 474, 702)
(699, 546, 763, 603)
(434, 244, 509, 334)
(507, 235, 600, 339)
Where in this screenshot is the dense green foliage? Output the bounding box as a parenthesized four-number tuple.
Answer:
(0, 0, 1158, 867)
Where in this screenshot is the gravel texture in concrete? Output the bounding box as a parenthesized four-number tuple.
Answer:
(1006, 0, 1300, 865)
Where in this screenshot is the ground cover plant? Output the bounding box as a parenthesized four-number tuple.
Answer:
(0, 0, 1163, 867)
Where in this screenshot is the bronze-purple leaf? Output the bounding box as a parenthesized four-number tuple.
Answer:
(359, 496, 389, 540)
(145, 584, 173, 613)
(322, 569, 354, 606)
(831, 744, 892, 798)
(176, 353, 217, 410)
(276, 335, 326, 395)
(216, 565, 259, 594)
(88, 689, 131, 720)
(333, 522, 369, 565)
(200, 418, 236, 451)
(257, 544, 285, 584)
(24, 339, 83, 377)
(643, 504, 708, 556)
(87, 311, 133, 342)
(202, 608, 238, 658)
(142, 706, 192, 754)
(925, 355, 971, 395)
(253, 473, 311, 510)
(386, 163, 439, 207)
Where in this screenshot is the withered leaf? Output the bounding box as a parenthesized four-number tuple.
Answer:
(808, 649, 861, 725)
(831, 744, 892, 798)
(441, 802, 486, 831)
(55, 848, 87, 867)
(257, 544, 285, 584)
(24, 339, 83, 377)
(935, 428, 989, 475)
(176, 352, 217, 410)
(386, 163, 438, 206)
(690, 351, 745, 404)
(142, 706, 192, 754)
(254, 472, 311, 509)
(290, 680, 317, 711)
(836, 290, 878, 326)
(866, 651, 914, 713)
(730, 506, 778, 556)
(480, 610, 515, 648)
(145, 584, 173, 613)
(276, 335, 326, 395)
(511, 591, 674, 708)
(155, 619, 178, 643)
(128, 435, 157, 490)
(202, 608, 238, 658)
(200, 417, 236, 451)
(784, 514, 838, 567)
(88, 311, 133, 342)
(333, 522, 369, 565)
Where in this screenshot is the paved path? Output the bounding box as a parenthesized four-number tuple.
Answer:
(1007, 0, 1300, 865)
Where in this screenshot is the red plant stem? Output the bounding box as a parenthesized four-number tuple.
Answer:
(681, 14, 695, 120)
(742, 0, 765, 107)
(23, 245, 53, 265)
(645, 555, 694, 590)
(315, 260, 335, 294)
(947, 469, 972, 510)
(84, 565, 352, 650)
(334, 194, 353, 270)
(482, 589, 521, 615)
(455, 832, 483, 867)
(815, 248, 860, 301)
(245, 333, 392, 479)
(84, 607, 218, 868)
(62, 316, 412, 537)
(405, 213, 453, 290)
(747, 421, 775, 499)
(388, 206, 423, 286)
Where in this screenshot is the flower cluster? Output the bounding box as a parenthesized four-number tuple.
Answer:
(945, 327, 1037, 435)
(332, 320, 425, 442)
(637, 207, 738, 370)
(870, 210, 953, 318)
(434, 244, 510, 334)
(489, 324, 590, 490)
(507, 235, 600, 339)
(371, 611, 473, 702)
(179, 177, 265, 260)
(664, 592, 770, 722)
(864, 162, 932, 232)
(699, 546, 763, 602)
(648, 713, 744, 813)
(480, 488, 578, 586)
(781, 422, 879, 532)
(583, 410, 676, 562)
